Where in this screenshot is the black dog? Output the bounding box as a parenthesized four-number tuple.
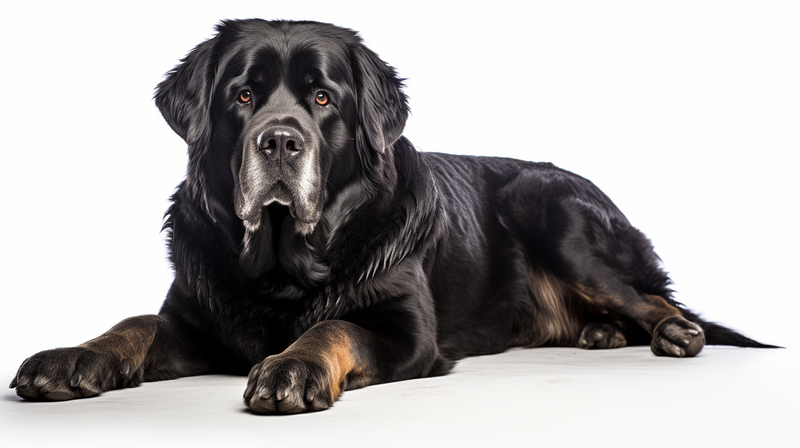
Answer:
(10, 20, 772, 414)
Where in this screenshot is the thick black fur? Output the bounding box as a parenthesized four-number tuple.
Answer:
(10, 20, 774, 413)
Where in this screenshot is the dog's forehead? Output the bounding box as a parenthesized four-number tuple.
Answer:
(219, 21, 355, 80)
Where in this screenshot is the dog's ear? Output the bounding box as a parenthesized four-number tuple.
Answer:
(351, 44, 409, 154)
(154, 36, 217, 145)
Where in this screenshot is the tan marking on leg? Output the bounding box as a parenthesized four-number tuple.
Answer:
(524, 268, 603, 347)
(572, 289, 681, 335)
(281, 321, 369, 402)
(637, 294, 682, 333)
(318, 331, 356, 401)
(79, 315, 158, 372)
(529, 268, 572, 343)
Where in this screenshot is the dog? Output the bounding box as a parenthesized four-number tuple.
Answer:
(9, 19, 773, 414)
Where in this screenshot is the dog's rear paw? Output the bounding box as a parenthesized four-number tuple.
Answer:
(651, 317, 705, 357)
(577, 322, 627, 349)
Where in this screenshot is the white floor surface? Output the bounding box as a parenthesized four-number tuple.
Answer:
(1, 346, 797, 447)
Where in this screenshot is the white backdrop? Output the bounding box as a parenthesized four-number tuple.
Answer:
(1, 0, 797, 374)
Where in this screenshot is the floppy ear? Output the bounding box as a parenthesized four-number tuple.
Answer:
(351, 44, 409, 153)
(154, 36, 218, 145)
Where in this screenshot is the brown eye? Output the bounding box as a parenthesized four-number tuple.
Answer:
(315, 91, 329, 106)
(238, 90, 252, 104)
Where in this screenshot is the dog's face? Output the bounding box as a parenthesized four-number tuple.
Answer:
(155, 20, 409, 239)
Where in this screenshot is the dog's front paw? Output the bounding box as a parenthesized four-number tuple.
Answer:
(10, 347, 129, 401)
(651, 316, 705, 357)
(244, 355, 336, 414)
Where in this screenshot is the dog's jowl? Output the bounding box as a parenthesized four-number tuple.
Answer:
(10, 20, 774, 414)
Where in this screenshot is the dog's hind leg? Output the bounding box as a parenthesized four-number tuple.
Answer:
(498, 165, 704, 357)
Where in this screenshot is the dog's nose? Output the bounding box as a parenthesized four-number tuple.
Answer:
(258, 126, 305, 159)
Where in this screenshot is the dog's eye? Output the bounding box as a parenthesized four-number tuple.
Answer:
(315, 91, 329, 106)
(238, 90, 252, 104)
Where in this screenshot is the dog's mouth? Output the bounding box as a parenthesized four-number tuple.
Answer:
(262, 182, 294, 210)
(234, 181, 318, 235)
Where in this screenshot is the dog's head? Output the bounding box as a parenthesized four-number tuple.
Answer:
(155, 20, 408, 240)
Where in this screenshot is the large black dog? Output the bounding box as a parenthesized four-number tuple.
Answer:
(10, 20, 771, 414)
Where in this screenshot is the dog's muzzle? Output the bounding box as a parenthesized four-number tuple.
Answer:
(234, 124, 322, 235)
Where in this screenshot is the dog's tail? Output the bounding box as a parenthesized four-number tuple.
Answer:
(682, 309, 781, 348)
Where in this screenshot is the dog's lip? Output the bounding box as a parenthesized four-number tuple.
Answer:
(236, 182, 320, 230)
(234, 182, 289, 224)
(265, 182, 293, 206)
